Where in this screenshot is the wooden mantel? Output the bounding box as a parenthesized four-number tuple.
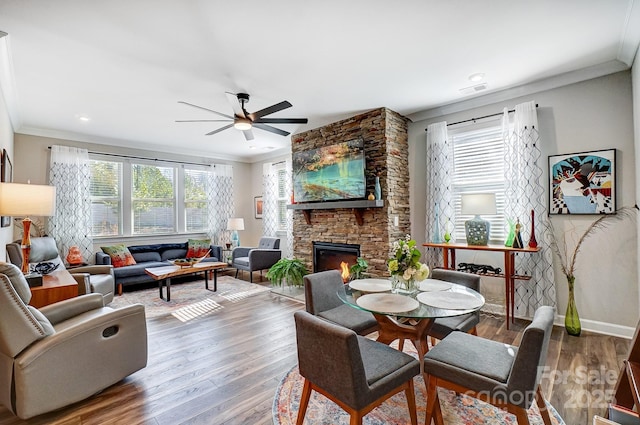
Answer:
(287, 200, 384, 225)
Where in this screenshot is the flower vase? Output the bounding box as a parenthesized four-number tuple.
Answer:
(565, 276, 581, 336)
(374, 176, 382, 200)
(505, 219, 515, 247)
(528, 209, 538, 248)
(392, 276, 419, 295)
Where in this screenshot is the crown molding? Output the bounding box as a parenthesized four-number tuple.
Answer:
(618, 0, 640, 66)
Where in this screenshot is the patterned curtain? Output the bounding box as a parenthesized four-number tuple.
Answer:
(424, 121, 453, 269)
(48, 145, 93, 263)
(262, 161, 293, 258)
(207, 163, 234, 246)
(502, 101, 556, 318)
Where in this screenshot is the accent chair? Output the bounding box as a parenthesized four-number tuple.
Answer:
(231, 236, 281, 282)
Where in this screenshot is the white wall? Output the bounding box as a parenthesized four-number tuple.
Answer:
(12, 133, 256, 254)
(633, 45, 640, 324)
(409, 71, 638, 336)
(249, 153, 289, 247)
(0, 83, 13, 262)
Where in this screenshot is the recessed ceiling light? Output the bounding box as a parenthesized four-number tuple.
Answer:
(248, 145, 256, 150)
(468, 73, 485, 82)
(75, 114, 90, 122)
(265, 146, 276, 150)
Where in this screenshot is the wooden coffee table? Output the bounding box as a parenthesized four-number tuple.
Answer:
(29, 269, 78, 308)
(144, 262, 228, 302)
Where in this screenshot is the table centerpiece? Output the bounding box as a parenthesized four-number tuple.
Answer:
(387, 235, 430, 295)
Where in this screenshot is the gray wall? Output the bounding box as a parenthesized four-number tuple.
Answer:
(409, 71, 637, 335)
(0, 84, 13, 262)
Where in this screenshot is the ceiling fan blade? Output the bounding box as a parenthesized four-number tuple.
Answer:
(243, 129, 255, 141)
(178, 101, 234, 119)
(175, 119, 231, 122)
(249, 100, 292, 120)
(253, 123, 290, 137)
(253, 117, 308, 124)
(225, 92, 246, 118)
(205, 123, 234, 136)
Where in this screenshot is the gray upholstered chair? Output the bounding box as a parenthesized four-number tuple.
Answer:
(231, 236, 281, 282)
(0, 263, 147, 420)
(7, 237, 115, 304)
(428, 269, 482, 340)
(294, 311, 420, 425)
(423, 305, 555, 425)
(304, 270, 379, 336)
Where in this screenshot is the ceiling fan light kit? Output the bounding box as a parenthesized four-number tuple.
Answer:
(177, 92, 308, 141)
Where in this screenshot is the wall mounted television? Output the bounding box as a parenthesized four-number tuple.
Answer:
(293, 140, 366, 203)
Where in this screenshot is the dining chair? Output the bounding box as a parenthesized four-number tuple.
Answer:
(423, 305, 555, 425)
(294, 311, 420, 425)
(304, 270, 379, 335)
(428, 269, 481, 340)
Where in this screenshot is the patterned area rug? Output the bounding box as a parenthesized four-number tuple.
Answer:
(273, 365, 565, 425)
(109, 276, 271, 321)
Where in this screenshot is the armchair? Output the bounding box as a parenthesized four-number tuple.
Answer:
(0, 263, 147, 420)
(231, 237, 281, 282)
(7, 236, 115, 304)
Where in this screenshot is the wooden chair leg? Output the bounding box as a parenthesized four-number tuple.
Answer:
(350, 413, 363, 425)
(296, 379, 312, 425)
(398, 338, 405, 351)
(536, 385, 552, 425)
(424, 374, 440, 425)
(235, 269, 239, 278)
(117, 283, 123, 295)
(512, 406, 531, 425)
(405, 379, 418, 425)
(469, 326, 478, 336)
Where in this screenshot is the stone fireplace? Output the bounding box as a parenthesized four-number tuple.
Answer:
(290, 107, 410, 276)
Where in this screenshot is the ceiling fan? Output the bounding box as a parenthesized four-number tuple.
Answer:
(176, 92, 308, 141)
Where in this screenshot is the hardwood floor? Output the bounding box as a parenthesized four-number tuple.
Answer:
(0, 287, 630, 425)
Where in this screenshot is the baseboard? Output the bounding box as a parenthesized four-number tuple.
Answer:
(555, 314, 634, 339)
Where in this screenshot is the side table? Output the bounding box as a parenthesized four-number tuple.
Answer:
(29, 269, 78, 308)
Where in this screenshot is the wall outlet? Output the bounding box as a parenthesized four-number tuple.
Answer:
(393, 215, 399, 226)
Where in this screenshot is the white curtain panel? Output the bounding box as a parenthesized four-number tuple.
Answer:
(262, 161, 293, 258)
(502, 101, 556, 318)
(424, 121, 453, 269)
(284, 159, 293, 259)
(207, 163, 234, 246)
(48, 145, 93, 263)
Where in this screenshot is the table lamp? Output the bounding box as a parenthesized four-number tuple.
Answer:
(461, 193, 496, 246)
(0, 182, 57, 273)
(227, 217, 244, 247)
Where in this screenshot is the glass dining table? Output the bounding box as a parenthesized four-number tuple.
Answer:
(337, 278, 485, 370)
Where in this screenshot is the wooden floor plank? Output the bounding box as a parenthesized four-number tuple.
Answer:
(0, 290, 629, 425)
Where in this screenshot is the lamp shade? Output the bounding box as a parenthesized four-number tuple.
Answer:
(227, 217, 245, 231)
(0, 183, 56, 217)
(461, 193, 497, 216)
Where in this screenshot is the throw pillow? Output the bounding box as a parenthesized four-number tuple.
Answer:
(101, 244, 137, 268)
(186, 239, 211, 258)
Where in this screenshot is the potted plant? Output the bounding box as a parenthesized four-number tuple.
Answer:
(349, 257, 369, 280)
(266, 258, 308, 287)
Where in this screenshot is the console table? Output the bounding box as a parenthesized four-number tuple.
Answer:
(423, 242, 540, 329)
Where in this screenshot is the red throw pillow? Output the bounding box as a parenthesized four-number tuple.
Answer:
(186, 239, 211, 258)
(101, 244, 137, 268)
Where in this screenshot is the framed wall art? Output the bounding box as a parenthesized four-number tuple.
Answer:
(549, 148, 615, 215)
(254, 196, 263, 219)
(1, 149, 12, 227)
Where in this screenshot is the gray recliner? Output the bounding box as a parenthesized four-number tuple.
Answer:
(294, 311, 420, 425)
(304, 270, 379, 336)
(231, 237, 281, 282)
(0, 263, 147, 420)
(7, 237, 115, 304)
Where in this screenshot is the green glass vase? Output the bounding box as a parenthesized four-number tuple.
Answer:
(565, 275, 581, 336)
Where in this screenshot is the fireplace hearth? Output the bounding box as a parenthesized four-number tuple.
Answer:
(313, 242, 360, 279)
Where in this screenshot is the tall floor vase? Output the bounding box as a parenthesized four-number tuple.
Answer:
(565, 275, 581, 336)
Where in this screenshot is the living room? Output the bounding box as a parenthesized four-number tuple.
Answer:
(1, 2, 640, 424)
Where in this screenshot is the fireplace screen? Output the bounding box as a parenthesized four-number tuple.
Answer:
(312, 242, 361, 280)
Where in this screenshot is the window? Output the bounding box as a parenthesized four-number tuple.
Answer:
(132, 164, 175, 234)
(451, 123, 505, 242)
(276, 167, 287, 231)
(90, 160, 122, 236)
(184, 168, 208, 232)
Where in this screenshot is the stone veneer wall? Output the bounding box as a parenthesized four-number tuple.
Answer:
(291, 107, 409, 276)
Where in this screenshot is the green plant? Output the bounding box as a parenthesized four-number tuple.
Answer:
(349, 257, 369, 280)
(266, 258, 308, 287)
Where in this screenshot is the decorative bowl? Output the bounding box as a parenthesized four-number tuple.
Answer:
(172, 258, 199, 268)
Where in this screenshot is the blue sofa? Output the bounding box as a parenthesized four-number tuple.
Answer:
(96, 242, 222, 294)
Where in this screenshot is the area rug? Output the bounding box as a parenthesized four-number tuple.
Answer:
(273, 366, 565, 425)
(109, 276, 270, 321)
